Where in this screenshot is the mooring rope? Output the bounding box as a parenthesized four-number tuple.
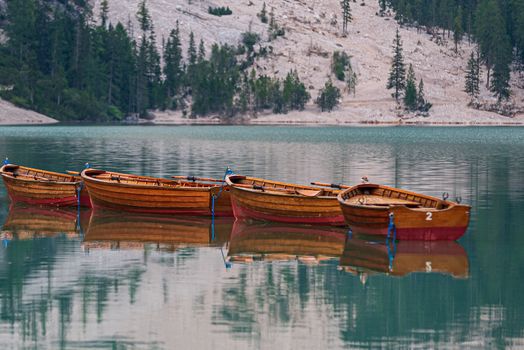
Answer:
(75, 162, 90, 237)
(210, 167, 234, 270)
(211, 167, 234, 239)
(386, 212, 397, 271)
(75, 182, 84, 236)
(386, 213, 397, 242)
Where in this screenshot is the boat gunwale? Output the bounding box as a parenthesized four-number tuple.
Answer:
(0, 164, 81, 186)
(337, 183, 471, 212)
(81, 168, 220, 192)
(226, 174, 339, 199)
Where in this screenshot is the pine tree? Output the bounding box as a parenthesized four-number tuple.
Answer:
(282, 70, 310, 111)
(331, 51, 350, 81)
(235, 72, 252, 114)
(253, 74, 272, 111)
(186, 31, 197, 90)
(100, 0, 109, 29)
(404, 64, 417, 110)
(188, 32, 197, 67)
(146, 28, 162, 110)
(198, 39, 206, 63)
(514, 0, 524, 64)
(269, 7, 276, 32)
(464, 52, 480, 101)
(110, 22, 136, 115)
(163, 23, 183, 109)
(386, 29, 406, 103)
(137, 0, 152, 33)
(271, 79, 284, 113)
(135, 0, 158, 116)
(453, 6, 463, 53)
(491, 50, 511, 101)
(258, 2, 268, 23)
(316, 79, 341, 112)
(340, 0, 352, 36)
(417, 79, 431, 112)
(475, 0, 510, 88)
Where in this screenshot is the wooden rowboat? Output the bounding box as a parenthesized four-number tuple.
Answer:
(339, 237, 469, 279)
(225, 175, 344, 225)
(228, 220, 347, 263)
(81, 169, 232, 216)
(83, 210, 234, 251)
(337, 183, 471, 240)
(0, 164, 91, 207)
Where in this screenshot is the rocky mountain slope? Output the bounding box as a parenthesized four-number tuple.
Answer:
(0, 99, 58, 125)
(91, 0, 522, 124)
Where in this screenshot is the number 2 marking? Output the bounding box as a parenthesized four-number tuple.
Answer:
(426, 212, 433, 221)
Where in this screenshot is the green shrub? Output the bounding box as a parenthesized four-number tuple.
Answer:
(331, 51, 350, 81)
(107, 105, 124, 120)
(316, 79, 341, 112)
(241, 32, 261, 53)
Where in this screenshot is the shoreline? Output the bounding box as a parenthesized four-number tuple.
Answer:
(2, 117, 524, 127)
(145, 118, 524, 127)
(145, 110, 524, 127)
(1, 98, 523, 126)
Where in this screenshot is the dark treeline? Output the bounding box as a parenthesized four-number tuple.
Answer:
(0, 0, 309, 121)
(383, 0, 524, 100)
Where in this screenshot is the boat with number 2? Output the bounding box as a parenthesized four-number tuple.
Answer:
(337, 183, 470, 240)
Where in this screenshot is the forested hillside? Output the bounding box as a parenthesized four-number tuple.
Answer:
(0, 0, 522, 122)
(387, 0, 524, 101)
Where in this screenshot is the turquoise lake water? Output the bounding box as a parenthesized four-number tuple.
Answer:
(0, 125, 523, 349)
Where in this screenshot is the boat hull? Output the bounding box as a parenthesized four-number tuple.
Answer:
(229, 188, 345, 225)
(2, 173, 79, 206)
(338, 183, 471, 240)
(82, 170, 232, 216)
(341, 203, 470, 240)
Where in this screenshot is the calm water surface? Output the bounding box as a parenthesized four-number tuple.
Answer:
(0, 126, 523, 349)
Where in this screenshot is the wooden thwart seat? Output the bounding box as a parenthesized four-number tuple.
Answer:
(295, 189, 323, 197)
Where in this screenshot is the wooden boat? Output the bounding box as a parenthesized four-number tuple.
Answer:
(228, 220, 347, 263)
(225, 175, 344, 225)
(0, 164, 91, 207)
(1, 204, 88, 239)
(81, 169, 232, 216)
(337, 183, 471, 240)
(83, 210, 234, 251)
(339, 237, 469, 279)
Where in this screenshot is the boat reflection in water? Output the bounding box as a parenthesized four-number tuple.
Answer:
(1, 204, 88, 240)
(83, 210, 234, 252)
(227, 220, 347, 264)
(339, 236, 469, 281)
